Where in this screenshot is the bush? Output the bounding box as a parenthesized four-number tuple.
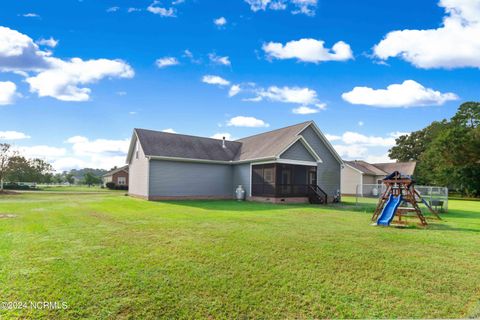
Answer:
(2, 182, 34, 190)
(105, 182, 116, 190)
(114, 185, 128, 190)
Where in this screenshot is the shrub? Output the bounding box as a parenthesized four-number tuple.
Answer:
(105, 182, 116, 190)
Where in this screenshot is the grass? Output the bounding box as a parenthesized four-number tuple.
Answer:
(0, 192, 479, 319)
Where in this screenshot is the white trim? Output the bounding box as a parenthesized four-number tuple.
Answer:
(249, 162, 252, 197)
(252, 159, 318, 166)
(147, 155, 232, 164)
(298, 122, 344, 164)
(277, 135, 323, 163)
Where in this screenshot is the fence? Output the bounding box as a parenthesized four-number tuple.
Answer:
(354, 183, 448, 212)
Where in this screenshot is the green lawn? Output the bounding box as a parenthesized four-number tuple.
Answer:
(0, 193, 479, 319)
(35, 185, 123, 193)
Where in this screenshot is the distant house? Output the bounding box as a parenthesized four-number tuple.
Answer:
(341, 160, 416, 195)
(103, 165, 129, 188)
(126, 121, 343, 203)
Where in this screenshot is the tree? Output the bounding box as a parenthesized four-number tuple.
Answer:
(83, 172, 101, 186)
(7, 157, 54, 184)
(0, 143, 16, 191)
(389, 102, 480, 195)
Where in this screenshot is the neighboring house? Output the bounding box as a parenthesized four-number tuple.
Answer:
(126, 121, 343, 203)
(341, 160, 416, 195)
(103, 165, 129, 187)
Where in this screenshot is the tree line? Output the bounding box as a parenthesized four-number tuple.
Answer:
(0, 143, 107, 190)
(388, 102, 480, 197)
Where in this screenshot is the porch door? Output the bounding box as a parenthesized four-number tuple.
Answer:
(280, 167, 292, 195)
(308, 170, 317, 186)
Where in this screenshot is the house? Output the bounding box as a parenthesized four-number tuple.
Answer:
(341, 160, 416, 195)
(126, 121, 343, 203)
(103, 165, 129, 188)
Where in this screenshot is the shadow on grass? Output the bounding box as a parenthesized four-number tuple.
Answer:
(426, 222, 480, 234)
(159, 200, 312, 212)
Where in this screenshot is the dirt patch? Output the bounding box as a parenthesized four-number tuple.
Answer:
(0, 190, 18, 195)
(0, 214, 17, 218)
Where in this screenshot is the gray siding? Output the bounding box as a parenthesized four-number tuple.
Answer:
(128, 138, 149, 198)
(300, 126, 341, 198)
(149, 160, 233, 197)
(279, 140, 316, 162)
(233, 163, 250, 197)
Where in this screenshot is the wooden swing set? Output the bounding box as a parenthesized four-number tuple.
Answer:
(371, 171, 441, 226)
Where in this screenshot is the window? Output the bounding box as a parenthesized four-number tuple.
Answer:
(118, 177, 126, 185)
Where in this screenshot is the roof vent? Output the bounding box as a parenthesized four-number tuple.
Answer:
(222, 136, 226, 149)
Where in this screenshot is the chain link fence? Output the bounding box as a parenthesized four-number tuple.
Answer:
(353, 183, 448, 212)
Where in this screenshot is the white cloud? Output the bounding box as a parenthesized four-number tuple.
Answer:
(342, 80, 458, 108)
(263, 38, 353, 63)
(325, 134, 341, 142)
(228, 84, 241, 97)
(128, 8, 142, 13)
(211, 133, 234, 140)
(36, 37, 59, 48)
(340, 131, 397, 147)
(0, 130, 30, 140)
(106, 6, 120, 12)
(23, 13, 40, 18)
(0, 81, 17, 105)
(245, 0, 318, 16)
(155, 57, 179, 68)
(358, 121, 364, 126)
(292, 103, 326, 114)
(147, 1, 176, 17)
(214, 17, 227, 27)
(365, 153, 394, 163)
(255, 86, 317, 104)
(208, 53, 231, 66)
(202, 75, 230, 86)
(18, 145, 67, 158)
(66, 136, 129, 157)
(0, 26, 134, 102)
(162, 128, 177, 133)
(373, 0, 480, 69)
(226, 116, 269, 127)
(26, 58, 134, 101)
(333, 145, 368, 158)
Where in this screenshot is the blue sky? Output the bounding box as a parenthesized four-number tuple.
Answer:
(0, 0, 479, 171)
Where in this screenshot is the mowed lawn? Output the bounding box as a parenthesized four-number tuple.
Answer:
(0, 193, 479, 319)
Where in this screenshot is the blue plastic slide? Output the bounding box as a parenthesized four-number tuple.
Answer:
(377, 194, 403, 226)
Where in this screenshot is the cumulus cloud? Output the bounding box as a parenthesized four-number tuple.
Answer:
(147, 1, 176, 17)
(0, 26, 134, 102)
(228, 84, 241, 97)
(214, 17, 227, 27)
(342, 80, 458, 107)
(0, 130, 30, 140)
(292, 104, 326, 114)
(245, 0, 318, 16)
(155, 57, 179, 68)
(0, 81, 17, 105)
(17, 145, 67, 158)
(330, 131, 407, 161)
(226, 116, 269, 127)
(202, 75, 230, 86)
(263, 38, 353, 63)
(106, 6, 120, 12)
(36, 37, 59, 48)
(66, 136, 130, 157)
(373, 0, 480, 69)
(211, 133, 234, 140)
(208, 53, 231, 66)
(26, 58, 134, 101)
(162, 128, 177, 133)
